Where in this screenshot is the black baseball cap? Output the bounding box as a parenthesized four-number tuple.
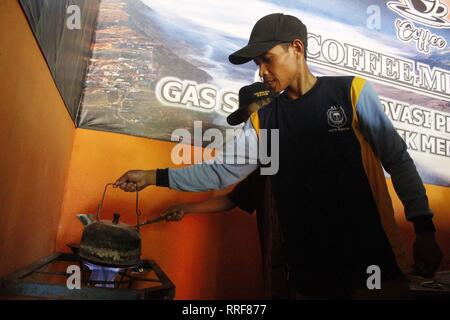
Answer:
(227, 82, 273, 126)
(229, 13, 308, 65)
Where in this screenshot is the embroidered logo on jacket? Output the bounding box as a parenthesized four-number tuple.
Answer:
(327, 106, 349, 132)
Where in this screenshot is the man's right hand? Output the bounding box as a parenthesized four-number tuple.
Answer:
(413, 231, 443, 278)
(114, 169, 156, 192)
(162, 205, 186, 222)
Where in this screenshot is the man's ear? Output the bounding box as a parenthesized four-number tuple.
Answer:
(291, 39, 305, 58)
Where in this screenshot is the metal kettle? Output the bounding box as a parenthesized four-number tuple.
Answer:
(77, 183, 173, 267)
(78, 183, 143, 267)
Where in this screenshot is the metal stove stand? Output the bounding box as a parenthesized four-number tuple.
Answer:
(0, 252, 175, 300)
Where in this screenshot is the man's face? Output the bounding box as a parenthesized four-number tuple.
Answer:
(254, 44, 298, 94)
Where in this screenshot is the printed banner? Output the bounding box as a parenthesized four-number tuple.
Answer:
(78, 0, 450, 186)
(19, 0, 100, 122)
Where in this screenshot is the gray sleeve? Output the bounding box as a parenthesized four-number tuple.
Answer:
(356, 81, 433, 221)
(168, 120, 259, 192)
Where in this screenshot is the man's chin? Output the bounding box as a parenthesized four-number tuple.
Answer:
(272, 84, 286, 94)
(271, 87, 284, 94)
(267, 84, 278, 93)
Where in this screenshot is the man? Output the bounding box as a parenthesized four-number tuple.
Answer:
(115, 13, 442, 298)
(162, 82, 290, 299)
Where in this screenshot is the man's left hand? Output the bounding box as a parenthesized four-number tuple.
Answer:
(413, 231, 443, 278)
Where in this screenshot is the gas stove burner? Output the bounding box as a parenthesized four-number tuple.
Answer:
(0, 252, 175, 300)
(82, 261, 124, 288)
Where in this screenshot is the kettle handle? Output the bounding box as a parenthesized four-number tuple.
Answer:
(95, 183, 142, 230)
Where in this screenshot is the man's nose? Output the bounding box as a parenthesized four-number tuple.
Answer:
(259, 64, 268, 79)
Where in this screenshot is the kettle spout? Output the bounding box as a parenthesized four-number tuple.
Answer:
(77, 214, 95, 226)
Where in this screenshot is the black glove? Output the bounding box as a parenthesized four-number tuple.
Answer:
(413, 231, 443, 278)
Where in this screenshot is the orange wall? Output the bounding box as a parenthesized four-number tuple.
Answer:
(0, 0, 76, 277)
(56, 129, 264, 299)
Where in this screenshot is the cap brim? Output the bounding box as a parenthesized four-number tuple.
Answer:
(226, 108, 248, 126)
(229, 41, 281, 65)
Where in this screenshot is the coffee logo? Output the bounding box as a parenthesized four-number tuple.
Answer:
(387, 0, 450, 28)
